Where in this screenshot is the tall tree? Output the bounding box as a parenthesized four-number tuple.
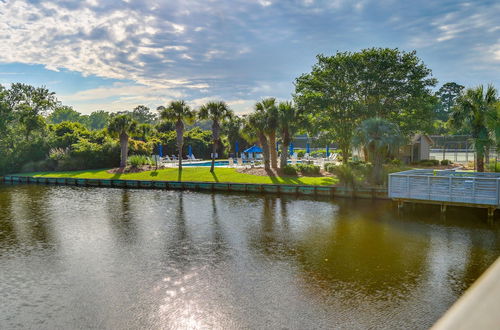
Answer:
(295, 52, 362, 164)
(87, 110, 111, 130)
(244, 111, 271, 171)
(6, 83, 58, 114)
(451, 85, 497, 172)
(198, 101, 233, 172)
(222, 114, 246, 156)
(435, 82, 465, 120)
(131, 105, 157, 124)
(353, 118, 404, 185)
(277, 101, 301, 168)
(158, 100, 196, 171)
(108, 114, 138, 167)
(296, 49, 437, 163)
(255, 98, 279, 169)
(47, 106, 82, 124)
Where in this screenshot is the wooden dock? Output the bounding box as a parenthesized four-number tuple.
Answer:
(389, 169, 500, 217)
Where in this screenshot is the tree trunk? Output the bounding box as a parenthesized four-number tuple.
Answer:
(372, 149, 384, 185)
(120, 133, 128, 167)
(280, 142, 289, 168)
(211, 140, 217, 172)
(339, 141, 350, 165)
(211, 122, 220, 173)
(477, 149, 484, 172)
(280, 130, 290, 169)
(259, 133, 270, 171)
(268, 131, 278, 169)
(176, 120, 184, 172)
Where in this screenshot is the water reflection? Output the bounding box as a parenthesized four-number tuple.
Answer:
(0, 184, 498, 329)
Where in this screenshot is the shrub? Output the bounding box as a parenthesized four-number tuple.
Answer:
(441, 159, 452, 166)
(330, 164, 361, 188)
(128, 155, 152, 167)
(296, 149, 306, 158)
(310, 149, 326, 158)
(294, 163, 320, 175)
(488, 160, 500, 172)
(282, 165, 297, 175)
(129, 139, 152, 155)
(414, 159, 439, 166)
(390, 158, 402, 166)
(324, 162, 336, 173)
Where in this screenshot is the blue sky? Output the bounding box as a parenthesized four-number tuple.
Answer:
(1, 0, 499, 114)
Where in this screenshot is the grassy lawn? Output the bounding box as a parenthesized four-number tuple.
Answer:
(18, 167, 338, 186)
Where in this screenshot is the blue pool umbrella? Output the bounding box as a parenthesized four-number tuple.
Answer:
(289, 143, 294, 156)
(306, 143, 310, 154)
(244, 145, 263, 153)
(235, 141, 239, 156)
(158, 143, 163, 157)
(188, 145, 193, 158)
(326, 145, 330, 157)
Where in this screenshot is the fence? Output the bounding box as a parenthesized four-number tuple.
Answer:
(388, 169, 500, 207)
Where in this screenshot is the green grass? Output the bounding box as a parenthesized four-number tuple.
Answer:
(18, 167, 338, 186)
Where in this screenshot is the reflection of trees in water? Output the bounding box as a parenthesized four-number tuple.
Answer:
(248, 196, 432, 300)
(106, 189, 139, 245)
(0, 185, 54, 247)
(446, 228, 500, 296)
(162, 192, 230, 269)
(209, 193, 229, 262)
(0, 186, 16, 245)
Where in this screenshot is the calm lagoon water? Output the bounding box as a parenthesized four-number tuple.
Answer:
(0, 184, 499, 329)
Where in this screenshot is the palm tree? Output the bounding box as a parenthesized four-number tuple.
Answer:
(451, 85, 497, 172)
(136, 123, 154, 142)
(198, 101, 234, 172)
(255, 98, 279, 169)
(353, 117, 403, 185)
(158, 100, 196, 171)
(108, 114, 138, 167)
(243, 111, 271, 171)
(277, 101, 301, 168)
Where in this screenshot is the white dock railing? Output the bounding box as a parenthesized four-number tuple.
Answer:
(388, 170, 500, 207)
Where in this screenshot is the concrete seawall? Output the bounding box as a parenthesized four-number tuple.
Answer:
(0, 175, 389, 200)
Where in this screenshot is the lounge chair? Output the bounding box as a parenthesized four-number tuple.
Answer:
(237, 158, 243, 166)
(228, 158, 234, 167)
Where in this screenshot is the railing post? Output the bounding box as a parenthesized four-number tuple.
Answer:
(449, 177, 452, 202)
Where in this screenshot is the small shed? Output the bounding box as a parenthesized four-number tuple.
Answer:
(400, 134, 433, 164)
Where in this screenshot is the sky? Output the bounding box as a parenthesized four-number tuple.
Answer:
(0, 0, 499, 114)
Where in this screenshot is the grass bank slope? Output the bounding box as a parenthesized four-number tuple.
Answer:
(18, 168, 337, 186)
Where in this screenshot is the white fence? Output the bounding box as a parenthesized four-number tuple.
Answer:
(388, 169, 500, 206)
(430, 148, 498, 163)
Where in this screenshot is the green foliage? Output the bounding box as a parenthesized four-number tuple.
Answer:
(128, 155, 152, 167)
(488, 160, 500, 172)
(282, 165, 297, 175)
(295, 48, 437, 165)
(441, 159, 452, 166)
(328, 164, 362, 188)
(295, 149, 306, 157)
(435, 82, 465, 121)
(48, 106, 82, 124)
(414, 159, 440, 166)
(294, 163, 320, 175)
(129, 139, 152, 155)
